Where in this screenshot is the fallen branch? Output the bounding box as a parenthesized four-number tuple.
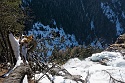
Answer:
(84, 71, 91, 83)
(103, 70, 125, 83)
(49, 65, 84, 83)
(29, 53, 84, 83)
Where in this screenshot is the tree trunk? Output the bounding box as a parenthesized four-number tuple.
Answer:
(3, 63, 32, 83)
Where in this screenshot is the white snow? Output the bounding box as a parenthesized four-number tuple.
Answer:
(122, 11, 125, 19)
(101, 2, 116, 23)
(90, 39, 103, 48)
(90, 20, 95, 30)
(90, 51, 125, 67)
(53, 20, 56, 25)
(116, 18, 123, 36)
(35, 51, 125, 83)
(23, 75, 28, 83)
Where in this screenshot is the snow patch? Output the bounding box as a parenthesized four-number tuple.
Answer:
(122, 11, 125, 19)
(101, 2, 116, 23)
(116, 18, 123, 35)
(23, 75, 28, 83)
(90, 51, 125, 67)
(90, 20, 95, 30)
(101, 2, 123, 36)
(90, 39, 103, 48)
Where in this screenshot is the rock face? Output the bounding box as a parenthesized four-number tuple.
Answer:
(115, 34, 125, 44)
(106, 34, 125, 55)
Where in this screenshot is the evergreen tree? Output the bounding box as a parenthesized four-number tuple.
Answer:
(0, 0, 25, 64)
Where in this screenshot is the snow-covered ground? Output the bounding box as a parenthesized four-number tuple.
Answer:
(35, 51, 125, 83)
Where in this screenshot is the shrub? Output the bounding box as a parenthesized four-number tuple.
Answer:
(49, 45, 103, 64)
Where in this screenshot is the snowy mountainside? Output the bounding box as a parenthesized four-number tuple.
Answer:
(28, 22, 78, 56)
(35, 51, 125, 83)
(20, 1, 125, 82)
(24, 0, 125, 47)
(101, 1, 124, 36)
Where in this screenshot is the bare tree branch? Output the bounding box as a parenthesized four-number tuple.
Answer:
(103, 70, 125, 83)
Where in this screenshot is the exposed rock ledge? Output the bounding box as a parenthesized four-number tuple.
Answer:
(106, 34, 125, 55)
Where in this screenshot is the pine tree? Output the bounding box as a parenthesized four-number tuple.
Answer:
(0, 0, 25, 64)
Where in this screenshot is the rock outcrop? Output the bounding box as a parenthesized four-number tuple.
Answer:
(106, 34, 125, 55)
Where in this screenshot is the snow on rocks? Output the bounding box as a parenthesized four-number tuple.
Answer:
(63, 52, 125, 83)
(35, 51, 125, 83)
(90, 51, 125, 66)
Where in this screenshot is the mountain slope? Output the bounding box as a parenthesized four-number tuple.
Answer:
(24, 0, 125, 47)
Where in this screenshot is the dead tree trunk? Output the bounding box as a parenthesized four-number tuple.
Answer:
(3, 63, 32, 83)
